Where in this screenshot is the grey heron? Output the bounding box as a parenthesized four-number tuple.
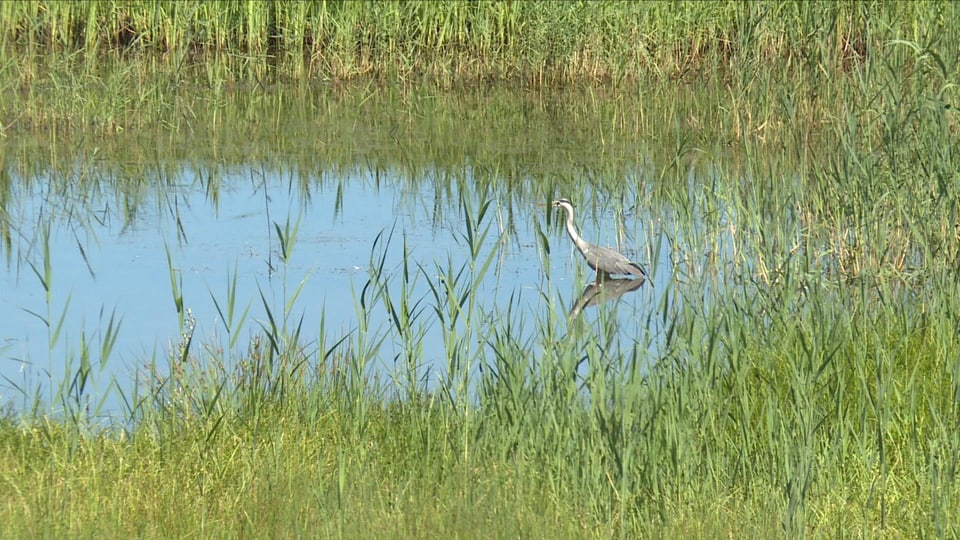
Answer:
(551, 198, 648, 284)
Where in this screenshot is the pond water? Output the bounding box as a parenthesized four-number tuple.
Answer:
(1, 91, 674, 415)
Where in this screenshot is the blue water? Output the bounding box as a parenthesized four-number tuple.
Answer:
(1, 165, 665, 416)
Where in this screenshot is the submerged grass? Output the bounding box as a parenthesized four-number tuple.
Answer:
(1, 0, 960, 537)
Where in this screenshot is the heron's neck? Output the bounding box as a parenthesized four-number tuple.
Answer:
(564, 210, 588, 250)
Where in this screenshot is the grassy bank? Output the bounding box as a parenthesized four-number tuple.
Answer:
(1, 1, 956, 146)
(0, 1, 954, 86)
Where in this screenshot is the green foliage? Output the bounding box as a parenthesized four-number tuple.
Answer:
(0, 1, 954, 86)
(1, 0, 960, 537)
(4, 187, 960, 536)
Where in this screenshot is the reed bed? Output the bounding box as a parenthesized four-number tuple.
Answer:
(0, 1, 951, 86)
(1, 0, 959, 537)
(3, 179, 959, 536)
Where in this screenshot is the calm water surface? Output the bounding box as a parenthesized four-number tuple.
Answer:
(1, 162, 666, 414)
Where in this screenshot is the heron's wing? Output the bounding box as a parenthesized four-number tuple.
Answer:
(605, 249, 647, 278)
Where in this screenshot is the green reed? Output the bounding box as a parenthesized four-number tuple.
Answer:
(1, 1, 955, 145)
(0, 1, 947, 86)
(1, 5, 960, 536)
(2, 172, 959, 536)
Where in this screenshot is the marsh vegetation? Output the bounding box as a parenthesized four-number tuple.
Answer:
(1, 1, 959, 537)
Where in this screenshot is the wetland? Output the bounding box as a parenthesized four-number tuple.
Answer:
(1, 1, 959, 537)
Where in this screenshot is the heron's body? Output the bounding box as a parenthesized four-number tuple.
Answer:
(552, 198, 647, 283)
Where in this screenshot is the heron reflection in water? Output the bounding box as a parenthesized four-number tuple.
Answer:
(568, 277, 645, 320)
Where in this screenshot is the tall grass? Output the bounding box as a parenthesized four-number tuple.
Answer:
(1, 1, 959, 537)
(0, 1, 953, 86)
(3, 176, 958, 535)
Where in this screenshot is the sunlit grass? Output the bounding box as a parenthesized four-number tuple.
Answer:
(1, 1, 959, 537)
(2, 206, 958, 536)
(6, 1, 939, 85)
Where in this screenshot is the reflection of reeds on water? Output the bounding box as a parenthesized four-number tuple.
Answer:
(568, 277, 645, 320)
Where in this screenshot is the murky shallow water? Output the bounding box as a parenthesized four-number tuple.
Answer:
(1, 163, 666, 414)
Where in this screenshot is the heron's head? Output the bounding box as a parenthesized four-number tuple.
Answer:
(551, 198, 573, 210)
